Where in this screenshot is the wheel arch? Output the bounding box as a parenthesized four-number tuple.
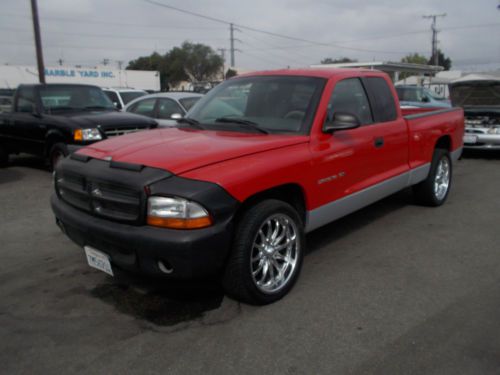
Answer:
(234, 183, 308, 226)
(44, 130, 67, 157)
(434, 135, 452, 151)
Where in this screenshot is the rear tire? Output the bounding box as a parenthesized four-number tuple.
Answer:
(413, 148, 452, 206)
(49, 142, 68, 171)
(223, 199, 305, 305)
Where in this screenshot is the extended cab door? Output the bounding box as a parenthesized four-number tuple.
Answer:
(360, 76, 409, 185)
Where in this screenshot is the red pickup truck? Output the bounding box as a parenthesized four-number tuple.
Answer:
(51, 68, 464, 304)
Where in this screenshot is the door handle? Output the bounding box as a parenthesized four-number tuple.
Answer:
(374, 137, 384, 148)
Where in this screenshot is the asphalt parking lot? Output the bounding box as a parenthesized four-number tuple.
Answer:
(1, 152, 500, 375)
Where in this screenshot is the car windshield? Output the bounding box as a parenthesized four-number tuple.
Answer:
(179, 96, 202, 111)
(120, 91, 147, 105)
(40, 85, 114, 112)
(186, 76, 326, 134)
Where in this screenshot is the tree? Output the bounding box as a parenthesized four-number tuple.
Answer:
(127, 52, 169, 89)
(225, 68, 237, 79)
(171, 42, 223, 82)
(428, 50, 452, 70)
(401, 53, 428, 65)
(320, 57, 358, 64)
(126, 42, 223, 90)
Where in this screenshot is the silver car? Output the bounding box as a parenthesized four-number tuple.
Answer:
(450, 75, 500, 150)
(125, 92, 203, 126)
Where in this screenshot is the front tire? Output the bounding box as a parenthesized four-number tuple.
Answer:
(48, 142, 68, 171)
(0, 142, 8, 167)
(413, 148, 452, 206)
(223, 199, 305, 305)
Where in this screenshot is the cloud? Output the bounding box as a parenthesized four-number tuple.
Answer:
(0, 0, 498, 72)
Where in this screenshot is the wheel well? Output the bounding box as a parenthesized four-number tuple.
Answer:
(235, 184, 307, 224)
(435, 135, 451, 151)
(44, 134, 65, 157)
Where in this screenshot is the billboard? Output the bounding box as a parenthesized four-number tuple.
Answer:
(0, 65, 160, 91)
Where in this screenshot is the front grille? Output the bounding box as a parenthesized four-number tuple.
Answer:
(104, 127, 146, 138)
(56, 171, 142, 223)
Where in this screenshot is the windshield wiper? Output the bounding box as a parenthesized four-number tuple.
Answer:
(84, 105, 113, 111)
(176, 117, 205, 130)
(214, 117, 269, 134)
(48, 106, 79, 111)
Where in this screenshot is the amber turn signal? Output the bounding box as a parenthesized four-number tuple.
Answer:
(147, 216, 213, 229)
(73, 129, 83, 141)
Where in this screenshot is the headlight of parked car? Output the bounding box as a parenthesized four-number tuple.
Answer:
(74, 128, 102, 141)
(147, 196, 212, 229)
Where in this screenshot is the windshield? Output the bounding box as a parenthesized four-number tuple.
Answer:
(40, 85, 114, 112)
(120, 91, 147, 105)
(179, 96, 201, 111)
(187, 76, 326, 134)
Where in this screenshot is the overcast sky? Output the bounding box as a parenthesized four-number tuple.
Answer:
(1, 0, 499, 72)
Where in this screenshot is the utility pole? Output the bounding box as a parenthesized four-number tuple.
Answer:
(229, 24, 241, 67)
(117, 60, 123, 70)
(423, 13, 446, 66)
(230, 23, 235, 67)
(30, 0, 45, 83)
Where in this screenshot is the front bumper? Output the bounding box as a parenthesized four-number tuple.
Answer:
(51, 194, 234, 279)
(464, 129, 500, 150)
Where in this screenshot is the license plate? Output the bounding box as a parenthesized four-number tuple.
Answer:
(463, 134, 477, 144)
(84, 246, 114, 276)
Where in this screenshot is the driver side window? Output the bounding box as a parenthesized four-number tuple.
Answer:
(327, 78, 373, 125)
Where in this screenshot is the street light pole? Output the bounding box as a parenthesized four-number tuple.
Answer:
(30, 0, 46, 83)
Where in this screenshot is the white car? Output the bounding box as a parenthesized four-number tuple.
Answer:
(124, 92, 203, 126)
(103, 88, 148, 110)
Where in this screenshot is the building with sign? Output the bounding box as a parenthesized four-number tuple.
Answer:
(0, 65, 160, 91)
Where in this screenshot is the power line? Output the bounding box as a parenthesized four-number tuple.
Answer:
(0, 12, 225, 30)
(0, 26, 228, 42)
(142, 0, 421, 56)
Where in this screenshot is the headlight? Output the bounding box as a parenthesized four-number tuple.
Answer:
(74, 128, 102, 141)
(147, 196, 212, 229)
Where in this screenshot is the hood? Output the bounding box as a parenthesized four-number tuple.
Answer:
(77, 127, 309, 175)
(49, 110, 157, 129)
(449, 76, 500, 109)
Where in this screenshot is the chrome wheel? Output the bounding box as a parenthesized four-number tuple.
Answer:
(250, 214, 300, 294)
(434, 156, 450, 200)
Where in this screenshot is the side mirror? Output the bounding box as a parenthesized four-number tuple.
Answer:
(422, 96, 430, 103)
(32, 105, 42, 118)
(323, 112, 360, 133)
(170, 113, 183, 120)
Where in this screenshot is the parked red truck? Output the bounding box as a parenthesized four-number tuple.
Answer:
(51, 68, 464, 304)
